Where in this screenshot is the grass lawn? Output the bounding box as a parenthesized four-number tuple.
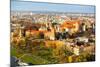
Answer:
(11, 47, 50, 65)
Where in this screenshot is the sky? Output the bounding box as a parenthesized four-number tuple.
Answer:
(11, 1, 95, 13)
